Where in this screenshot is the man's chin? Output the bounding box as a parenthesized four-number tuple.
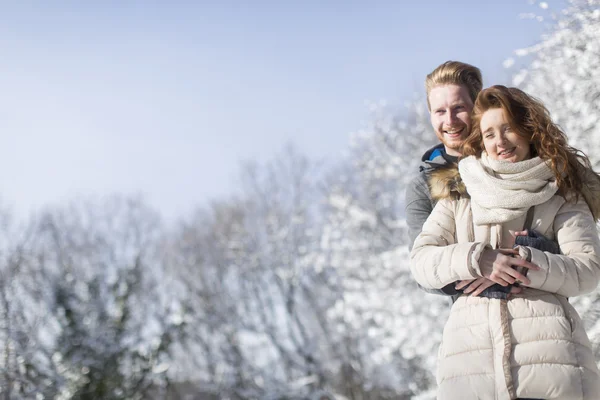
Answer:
(443, 139, 465, 151)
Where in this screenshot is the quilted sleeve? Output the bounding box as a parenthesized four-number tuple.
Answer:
(410, 198, 489, 289)
(520, 198, 600, 297)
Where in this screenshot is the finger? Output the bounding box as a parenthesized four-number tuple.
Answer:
(498, 248, 519, 256)
(506, 268, 531, 285)
(512, 230, 528, 237)
(489, 272, 510, 286)
(511, 257, 541, 271)
(470, 280, 496, 297)
(463, 278, 486, 293)
(455, 280, 474, 290)
(510, 286, 523, 294)
(500, 272, 517, 285)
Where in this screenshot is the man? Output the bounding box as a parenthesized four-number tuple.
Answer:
(405, 61, 482, 298)
(406, 60, 481, 250)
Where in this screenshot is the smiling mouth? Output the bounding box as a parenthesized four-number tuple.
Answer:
(498, 148, 516, 157)
(444, 127, 464, 137)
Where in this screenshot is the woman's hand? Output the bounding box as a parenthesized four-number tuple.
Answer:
(511, 229, 561, 254)
(479, 248, 540, 286)
(456, 277, 523, 297)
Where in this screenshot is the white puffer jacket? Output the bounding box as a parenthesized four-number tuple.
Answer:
(410, 164, 600, 400)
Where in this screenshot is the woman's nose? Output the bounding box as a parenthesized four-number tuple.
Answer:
(496, 132, 507, 145)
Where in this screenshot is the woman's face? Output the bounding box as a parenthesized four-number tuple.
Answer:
(480, 108, 531, 162)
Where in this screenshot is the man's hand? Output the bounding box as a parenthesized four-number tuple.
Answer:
(456, 278, 523, 297)
(479, 248, 540, 286)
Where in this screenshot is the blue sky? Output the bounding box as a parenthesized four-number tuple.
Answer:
(0, 1, 564, 221)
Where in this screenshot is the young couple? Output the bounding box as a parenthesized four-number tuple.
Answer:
(406, 61, 600, 400)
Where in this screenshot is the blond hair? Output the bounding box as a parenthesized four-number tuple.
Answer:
(425, 61, 482, 109)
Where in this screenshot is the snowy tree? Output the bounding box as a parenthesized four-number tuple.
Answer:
(169, 146, 339, 399)
(318, 100, 445, 398)
(0, 207, 64, 399)
(32, 196, 180, 400)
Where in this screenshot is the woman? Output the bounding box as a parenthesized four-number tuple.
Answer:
(410, 85, 600, 400)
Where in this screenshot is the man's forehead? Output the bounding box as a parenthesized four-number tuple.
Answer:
(429, 85, 473, 106)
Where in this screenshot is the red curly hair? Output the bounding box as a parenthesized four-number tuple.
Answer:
(461, 85, 595, 199)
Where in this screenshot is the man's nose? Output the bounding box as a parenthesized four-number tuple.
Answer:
(445, 111, 457, 124)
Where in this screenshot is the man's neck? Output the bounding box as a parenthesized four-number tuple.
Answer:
(444, 146, 461, 158)
(442, 147, 460, 163)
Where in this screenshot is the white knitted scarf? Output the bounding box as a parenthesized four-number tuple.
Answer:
(458, 153, 558, 225)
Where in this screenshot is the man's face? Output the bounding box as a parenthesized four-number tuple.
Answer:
(428, 84, 474, 157)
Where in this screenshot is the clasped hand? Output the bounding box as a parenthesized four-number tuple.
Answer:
(455, 246, 540, 297)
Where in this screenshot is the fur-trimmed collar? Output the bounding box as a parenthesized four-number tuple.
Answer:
(428, 163, 468, 201)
